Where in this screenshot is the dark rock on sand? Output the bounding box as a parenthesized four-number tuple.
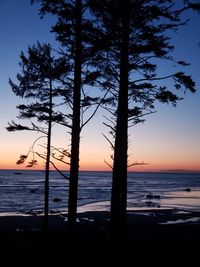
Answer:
(185, 188, 191, 192)
(146, 194, 160, 199)
(53, 197, 62, 202)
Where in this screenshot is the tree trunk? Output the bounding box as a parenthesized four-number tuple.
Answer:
(68, 0, 82, 227)
(110, 0, 129, 240)
(44, 78, 53, 231)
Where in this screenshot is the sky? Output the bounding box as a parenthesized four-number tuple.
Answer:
(0, 0, 200, 172)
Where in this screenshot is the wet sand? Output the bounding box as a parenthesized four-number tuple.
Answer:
(0, 209, 200, 264)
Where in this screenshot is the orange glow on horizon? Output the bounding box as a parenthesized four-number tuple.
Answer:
(0, 160, 200, 173)
(1, 142, 199, 172)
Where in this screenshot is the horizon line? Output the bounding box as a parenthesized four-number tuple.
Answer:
(0, 168, 200, 173)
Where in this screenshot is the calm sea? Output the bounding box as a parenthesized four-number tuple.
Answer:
(0, 170, 200, 214)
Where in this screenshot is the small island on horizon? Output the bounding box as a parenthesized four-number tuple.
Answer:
(159, 169, 200, 173)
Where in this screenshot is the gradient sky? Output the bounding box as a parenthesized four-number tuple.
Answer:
(0, 0, 200, 172)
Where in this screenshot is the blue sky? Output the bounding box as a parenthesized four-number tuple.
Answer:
(0, 0, 200, 171)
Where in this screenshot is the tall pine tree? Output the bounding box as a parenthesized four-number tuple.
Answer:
(7, 42, 70, 230)
(89, 0, 199, 240)
(32, 0, 107, 226)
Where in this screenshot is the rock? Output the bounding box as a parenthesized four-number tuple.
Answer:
(146, 194, 154, 199)
(146, 194, 160, 199)
(31, 189, 36, 193)
(185, 188, 191, 192)
(53, 197, 62, 202)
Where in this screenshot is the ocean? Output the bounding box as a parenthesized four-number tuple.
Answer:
(0, 169, 200, 214)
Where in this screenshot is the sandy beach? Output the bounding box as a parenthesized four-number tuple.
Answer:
(0, 209, 200, 264)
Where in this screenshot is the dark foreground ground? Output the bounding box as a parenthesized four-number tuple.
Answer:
(0, 209, 200, 265)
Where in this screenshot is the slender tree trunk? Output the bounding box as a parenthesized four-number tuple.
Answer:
(44, 78, 53, 231)
(68, 0, 82, 226)
(110, 0, 129, 240)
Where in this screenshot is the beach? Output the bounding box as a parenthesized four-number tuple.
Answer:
(0, 209, 200, 264)
(0, 170, 200, 263)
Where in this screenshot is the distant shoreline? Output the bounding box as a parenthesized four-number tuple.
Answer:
(0, 168, 200, 174)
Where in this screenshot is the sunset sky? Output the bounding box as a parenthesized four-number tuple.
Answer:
(0, 0, 200, 172)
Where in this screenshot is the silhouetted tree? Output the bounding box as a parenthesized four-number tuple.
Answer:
(7, 42, 70, 230)
(89, 0, 200, 240)
(31, 0, 111, 227)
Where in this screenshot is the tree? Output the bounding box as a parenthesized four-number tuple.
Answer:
(31, 0, 107, 227)
(89, 0, 199, 240)
(7, 42, 70, 230)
